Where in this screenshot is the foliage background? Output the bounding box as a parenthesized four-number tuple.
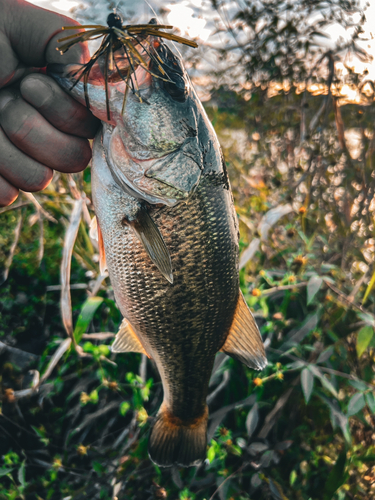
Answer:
(1, 0, 375, 499)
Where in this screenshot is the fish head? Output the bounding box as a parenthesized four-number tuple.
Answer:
(49, 28, 204, 206)
(150, 38, 190, 103)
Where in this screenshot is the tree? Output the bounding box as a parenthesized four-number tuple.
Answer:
(211, 0, 370, 88)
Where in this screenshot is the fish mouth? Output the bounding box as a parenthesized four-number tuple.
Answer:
(48, 34, 189, 105)
(47, 49, 144, 89)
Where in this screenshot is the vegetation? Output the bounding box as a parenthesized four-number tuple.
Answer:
(1, 0, 375, 499)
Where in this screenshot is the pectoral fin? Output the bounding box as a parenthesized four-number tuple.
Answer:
(89, 216, 107, 275)
(220, 292, 267, 370)
(112, 318, 150, 357)
(129, 210, 173, 284)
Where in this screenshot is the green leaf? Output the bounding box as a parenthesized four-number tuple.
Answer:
(120, 401, 130, 416)
(323, 452, 347, 500)
(319, 394, 351, 445)
(260, 450, 273, 468)
(98, 344, 110, 357)
(319, 376, 339, 399)
(316, 346, 334, 364)
(92, 461, 105, 476)
(289, 470, 297, 486)
(268, 477, 283, 499)
(301, 368, 314, 404)
(308, 365, 338, 398)
(366, 392, 375, 413)
(297, 229, 309, 246)
(207, 445, 215, 463)
(347, 393, 366, 416)
(83, 341, 95, 353)
(362, 267, 375, 305)
(228, 444, 242, 456)
(251, 473, 262, 488)
(307, 275, 323, 305)
(31, 426, 46, 439)
(348, 380, 368, 391)
(355, 454, 375, 462)
(89, 389, 99, 403)
(0, 468, 13, 478)
(357, 312, 375, 327)
(280, 311, 320, 351)
(180, 488, 195, 500)
(356, 326, 374, 358)
(259, 297, 269, 318)
(74, 296, 104, 343)
(141, 379, 152, 401)
(17, 461, 26, 489)
(248, 442, 269, 454)
(246, 403, 259, 437)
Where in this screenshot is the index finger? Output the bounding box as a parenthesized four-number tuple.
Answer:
(0, 0, 89, 87)
(20, 74, 100, 138)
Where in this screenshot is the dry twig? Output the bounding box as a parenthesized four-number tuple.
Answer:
(61, 198, 83, 341)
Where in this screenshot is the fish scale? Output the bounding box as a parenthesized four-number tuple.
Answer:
(50, 33, 266, 467)
(93, 151, 239, 421)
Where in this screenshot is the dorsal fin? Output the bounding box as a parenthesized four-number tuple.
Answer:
(111, 318, 150, 357)
(220, 291, 267, 370)
(89, 216, 107, 275)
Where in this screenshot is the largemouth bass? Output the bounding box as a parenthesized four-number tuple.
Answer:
(49, 30, 267, 467)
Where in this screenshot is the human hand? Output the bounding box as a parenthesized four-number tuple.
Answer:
(0, 0, 100, 206)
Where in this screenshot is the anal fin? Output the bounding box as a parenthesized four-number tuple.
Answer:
(129, 209, 173, 284)
(111, 318, 150, 357)
(220, 291, 267, 370)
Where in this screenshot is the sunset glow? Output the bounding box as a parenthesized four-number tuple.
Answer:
(51, 0, 79, 11)
(166, 3, 211, 42)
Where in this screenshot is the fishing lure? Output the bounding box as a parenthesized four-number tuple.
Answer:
(57, 12, 198, 120)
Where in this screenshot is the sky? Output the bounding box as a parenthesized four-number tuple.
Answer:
(27, 0, 375, 102)
(28, 0, 217, 39)
(27, 0, 375, 51)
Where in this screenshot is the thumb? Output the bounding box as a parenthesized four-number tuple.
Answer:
(0, 0, 90, 87)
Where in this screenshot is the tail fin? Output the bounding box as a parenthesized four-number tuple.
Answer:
(148, 405, 208, 467)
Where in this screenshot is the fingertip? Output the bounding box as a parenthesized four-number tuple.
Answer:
(20, 73, 100, 139)
(15, 160, 53, 193)
(0, 96, 91, 173)
(67, 139, 92, 173)
(85, 121, 100, 140)
(46, 20, 90, 66)
(0, 125, 54, 193)
(28, 166, 54, 192)
(0, 176, 19, 207)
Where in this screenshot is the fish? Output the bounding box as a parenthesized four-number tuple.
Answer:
(49, 27, 267, 468)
